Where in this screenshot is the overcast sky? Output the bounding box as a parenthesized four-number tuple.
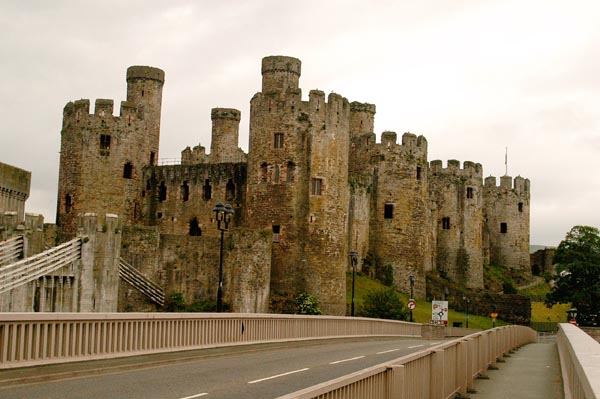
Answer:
(1, 0, 599, 246)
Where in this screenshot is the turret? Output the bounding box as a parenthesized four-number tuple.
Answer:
(261, 56, 301, 93)
(210, 108, 242, 163)
(350, 102, 376, 137)
(126, 66, 165, 165)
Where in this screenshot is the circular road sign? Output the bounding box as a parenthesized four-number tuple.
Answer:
(407, 300, 416, 310)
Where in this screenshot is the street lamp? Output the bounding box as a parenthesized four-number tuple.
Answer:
(443, 287, 450, 301)
(349, 250, 358, 316)
(463, 296, 470, 328)
(409, 273, 415, 322)
(213, 201, 234, 312)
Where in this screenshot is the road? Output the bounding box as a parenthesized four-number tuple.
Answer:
(0, 337, 443, 399)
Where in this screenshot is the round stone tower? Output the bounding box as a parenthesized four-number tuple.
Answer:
(209, 108, 242, 163)
(261, 56, 301, 93)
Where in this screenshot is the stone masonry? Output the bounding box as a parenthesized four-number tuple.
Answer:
(52, 55, 531, 315)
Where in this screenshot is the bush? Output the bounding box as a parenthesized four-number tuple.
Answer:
(359, 287, 409, 321)
(295, 292, 322, 315)
(503, 281, 517, 294)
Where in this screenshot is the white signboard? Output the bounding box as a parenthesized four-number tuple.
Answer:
(431, 300, 448, 326)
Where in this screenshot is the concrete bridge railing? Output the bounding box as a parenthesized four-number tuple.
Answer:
(557, 323, 600, 399)
(0, 313, 428, 369)
(278, 325, 537, 399)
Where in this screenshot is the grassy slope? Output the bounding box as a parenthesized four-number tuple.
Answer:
(346, 274, 507, 329)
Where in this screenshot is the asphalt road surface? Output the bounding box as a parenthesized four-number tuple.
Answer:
(0, 337, 443, 399)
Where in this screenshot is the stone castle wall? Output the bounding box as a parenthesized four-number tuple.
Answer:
(49, 55, 532, 315)
(0, 162, 31, 222)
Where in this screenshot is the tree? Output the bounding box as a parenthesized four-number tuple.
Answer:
(360, 287, 409, 321)
(545, 225, 600, 326)
(295, 292, 322, 315)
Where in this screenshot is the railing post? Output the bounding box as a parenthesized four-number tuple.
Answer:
(387, 364, 404, 399)
(456, 340, 469, 397)
(430, 349, 445, 399)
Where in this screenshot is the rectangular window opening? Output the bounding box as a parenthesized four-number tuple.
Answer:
(123, 162, 133, 179)
(442, 217, 450, 230)
(274, 133, 284, 149)
(272, 225, 280, 243)
(384, 203, 394, 219)
(311, 178, 323, 195)
(518, 202, 523, 212)
(466, 187, 474, 199)
(416, 166, 422, 180)
(100, 135, 111, 153)
(500, 222, 508, 233)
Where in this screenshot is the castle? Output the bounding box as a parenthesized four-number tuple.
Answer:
(52, 56, 530, 315)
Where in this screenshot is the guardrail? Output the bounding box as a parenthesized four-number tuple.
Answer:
(0, 238, 81, 295)
(119, 259, 165, 306)
(557, 323, 600, 399)
(0, 313, 424, 369)
(277, 325, 537, 399)
(0, 236, 23, 266)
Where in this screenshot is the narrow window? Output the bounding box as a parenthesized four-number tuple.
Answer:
(311, 178, 323, 195)
(416, 166, 422, 180)
(141, 89, 145, 97)
(123, 162, 133, 179)
(189, 217, 202, 236)
(226, 179, 236, 201)
(157, 212, 163, 219)
(146, 179, 151, 190)
(260, 163, 268, 182)
(442, 217, 450, 230)
(518, 202, 523, 212)
(500, 223, 508, 233)
(466, 187, 474, 199)
(272, 225, 280, 243)
(159, 182, 167, 202)
(65, 194, 72, 214)
(274, 133, 284, 149)
(286, 161, 295, 182)
(181, 181, 189, 202)
(150, 152, 155, 165)
(274, 165, 280, 183)
(203, 179, 212, 201)
(100, 134, 111, 151)
(384, 204, 394, 219)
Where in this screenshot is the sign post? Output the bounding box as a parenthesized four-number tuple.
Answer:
(490, 312, 498, 328)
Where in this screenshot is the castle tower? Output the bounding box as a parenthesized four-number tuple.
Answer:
(245, 56, 349, 314)
(429, 160, 484, 288)
(350, 102, 376, 138)
(126, 66, 165, 166)
(483, 175, 531, 271)
(57, 66, 164, 237)
(366, 132, 430, 297)
(209, 108, 243, 163)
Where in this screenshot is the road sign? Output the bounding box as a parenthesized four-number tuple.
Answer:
(490, 312, 498, 319)
(431, 300, 448, 326)
(407, 300, 416, 310)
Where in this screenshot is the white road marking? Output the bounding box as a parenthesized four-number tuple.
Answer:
(408, 344, 425, 349)
(329, 356, 365, 365)
(429, 342, 441, 345)
(377, 348, 401, 354)
(178, 393, 208, 399)
(248, 368, 310, 384)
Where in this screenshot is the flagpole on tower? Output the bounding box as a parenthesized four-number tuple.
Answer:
(505, 147, 508, 176)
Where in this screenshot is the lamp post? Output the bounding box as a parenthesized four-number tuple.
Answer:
(443, 287, 450, 301)
(567, 307, 578, 324)
(349, 250, 358, 316)
(463, 296, 470, 328)
(409, 273, 415, 322)
(213, 201, 234, 312)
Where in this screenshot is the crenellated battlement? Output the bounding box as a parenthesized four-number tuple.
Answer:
(63, 98, 139, 123)
(181, 145, 209, 165)
(350, 101, 376, 114)
(430, 159, 483, 178)
(261, 56, 301, 93)
(211, 108, 241, 121)
(484, 175, 530, 194)
(126, 66, 165, 84)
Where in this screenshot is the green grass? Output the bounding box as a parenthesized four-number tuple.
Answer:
(531, 302, 570, 322)
(346, 273, 507, 329)
(518, 282, 551, 301)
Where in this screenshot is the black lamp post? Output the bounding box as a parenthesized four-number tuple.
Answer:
(213, 201, 234, 312)
(443, 287, 450, 301)
(409, 273, 415, 322)
(349, 250, 358, 316)
(463, 296, 470, 328)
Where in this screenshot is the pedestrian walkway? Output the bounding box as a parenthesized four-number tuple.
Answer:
(471, 337, 562, 399)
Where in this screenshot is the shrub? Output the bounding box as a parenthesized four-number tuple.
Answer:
(360, 287, 408, 321)
(295, 292, 322, 315)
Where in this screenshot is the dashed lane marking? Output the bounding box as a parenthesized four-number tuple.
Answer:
(408, 344, 425, 349)
(376, 348, 401, 354)
(248, 368, 310, 384)
(329, 356, 365, 365)
(178, 393, 208, 399)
